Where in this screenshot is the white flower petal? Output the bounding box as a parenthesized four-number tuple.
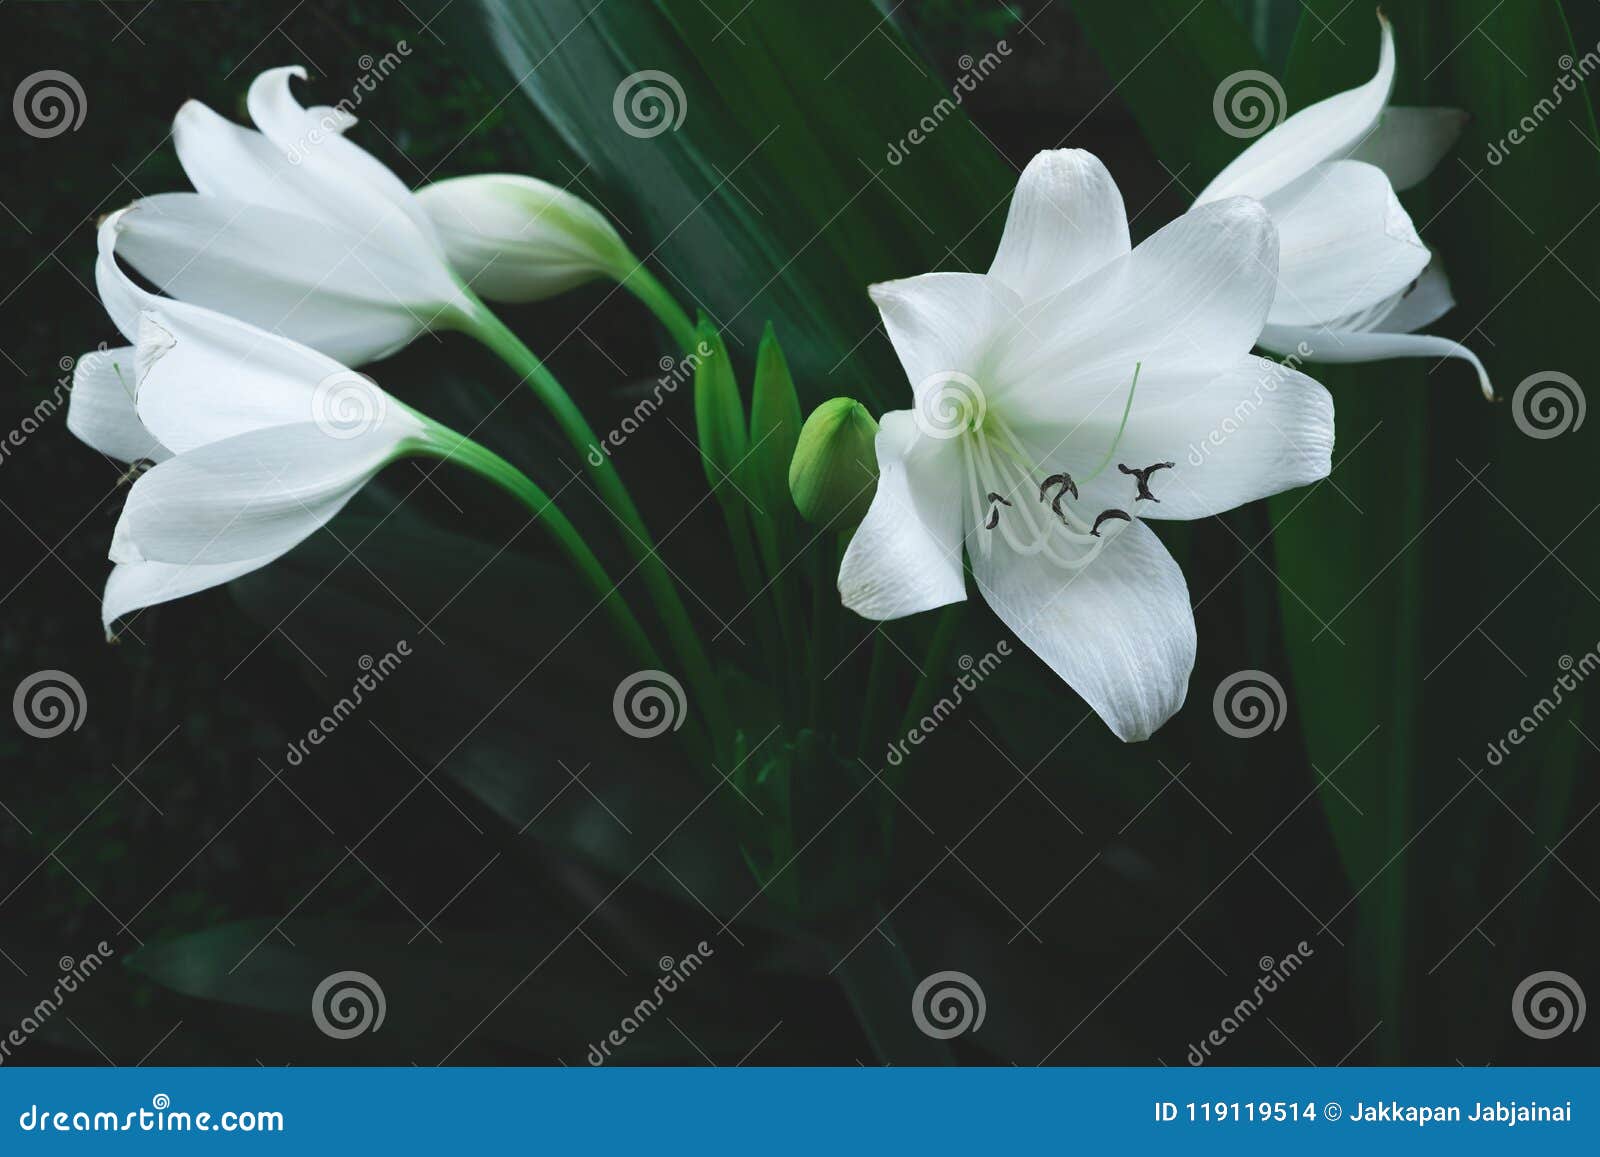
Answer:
(1263, 160, 1430, 327)
(1197, 14, 1394, 203)
(172, 99, 328, 219)
(246, 66, 441, 249)
(111, 420, 413, 567)
(416, 174, 632, 303)
(868, 272, 1018, 396)
(66, 346, 169, 464)
(969, 518, 1194, 742)
(1018, 356, 1334, 520)
(1259, 323, 1493, 400)
(994, 196, 1279, 426)
(838, 411, 968, 620)
(987, 149, 1130, 301)
(130, 308, 395, 455)
(1348, 106, 1468, 191)
(103, 556, 277, 636)
(102, 195, 462, 365)
(1374, 259, 1454, 333)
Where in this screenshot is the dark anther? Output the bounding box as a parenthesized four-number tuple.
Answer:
(1090, 508, 1131, 537)
(983, 491, 1012, 530)
(1039, 472, 1078, 525)
(1117, 461, 1175, 503)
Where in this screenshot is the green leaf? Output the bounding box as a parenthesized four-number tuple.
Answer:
(692, 317, 749, 502)
(748, 322, 804, 572)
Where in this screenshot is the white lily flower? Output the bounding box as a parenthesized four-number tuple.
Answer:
(1195, 14, 1491, 399)
(93, 302, 433, 636)
(102, 67, 632, 365)
(839, 149, 1334, 741)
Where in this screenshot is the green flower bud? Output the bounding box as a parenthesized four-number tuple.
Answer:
(788, 398, 879, 527)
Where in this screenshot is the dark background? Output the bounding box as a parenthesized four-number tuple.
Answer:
(0, 0, 1596, 1065)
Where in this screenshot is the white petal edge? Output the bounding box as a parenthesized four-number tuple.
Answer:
(1259, 323, 1494, 400)
(1374, 259, 1455, 334)
(838, 411, 968, 620)
(1263, 160, 1430, 328)
(172, 99, 329, 219)
(868, 272, 1018, 400)
(103, 556, 277, 637)
(66, 346, 170, 464)
(987, 149, 1131, 302)
(1197, 13, 1395, 203)
(969, 518, 1194, 742)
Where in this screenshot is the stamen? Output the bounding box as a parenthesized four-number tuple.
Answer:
(983, 491, 1012, 530)
(1117, 460, 1175, 503)
(1090, 508, 1131, 537)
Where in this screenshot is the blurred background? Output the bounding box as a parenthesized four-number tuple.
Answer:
(0, 0, 1596, 1065)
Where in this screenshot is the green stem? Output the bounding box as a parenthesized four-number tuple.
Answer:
(408, 426, 657, 673)
(454, 298, 729, 751)
(618, 263, 698, 353)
